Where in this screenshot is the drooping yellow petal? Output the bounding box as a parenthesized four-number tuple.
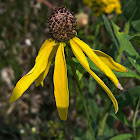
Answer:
(35, 44, 58, 87)
(93, 50, 127, 72)
(35, 39, 52, 87)
(53, 43, 69, 120)
(73, 37, 123, 90)
(37, 39, 51, 55)
(9, 41, 55, 103)
(35, 39, 53, 64)
(35, 75, 44, 87)
(70, 39, 118, 113)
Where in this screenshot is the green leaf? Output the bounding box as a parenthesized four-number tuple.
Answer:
(132, 36, 140, 46)
(127, 33, 140, 40)
(132, 20, 140, 32)
(117, 86, 140, 109)
(136, 117, 140, 127)
(125, 33, 140, 47)
(123, 0, 140, 21)
(88, 58, 140, 79)
(87, 93, 98, 123)
(102, 15, 119, 50)
(72, 57, 140, 80)
(103, 115, 115, 137)
(110, 134, 132, 140)
(73, 137, 81, 140)
(113, 68, 140, 79)
(85, 130, 93, 140)
(76, 64, 86, 80)
(112, 22, 140, 73)
(135, 130, 140, 140)
(111, 111, 131, 126)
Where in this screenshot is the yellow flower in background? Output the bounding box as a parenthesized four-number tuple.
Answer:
(9, 7, 126, 120)
(84, 0, 122, 16)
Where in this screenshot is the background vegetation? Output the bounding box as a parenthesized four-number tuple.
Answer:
(0, 0, 140, 139)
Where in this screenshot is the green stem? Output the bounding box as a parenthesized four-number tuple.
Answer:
(97, 113, 108, 136)
(65, 46, 96, 140)
(133, 98, 140, 138)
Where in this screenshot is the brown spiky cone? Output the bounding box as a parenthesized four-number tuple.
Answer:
(48, 7, 77, 42)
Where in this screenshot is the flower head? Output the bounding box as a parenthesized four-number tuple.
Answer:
(10, 7, 127, 120)
(48, 7, 77, 42)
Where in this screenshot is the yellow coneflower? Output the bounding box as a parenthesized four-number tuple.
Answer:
(84, 0, 122, 16)
(9, 7, 127, 120)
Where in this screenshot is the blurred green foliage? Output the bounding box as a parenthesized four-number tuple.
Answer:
(0, 0, 140, 140)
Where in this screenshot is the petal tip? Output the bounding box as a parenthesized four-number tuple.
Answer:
(35, 83, 39, 87)
(57, 107, 68, 121)
(9, 100, 12, 103)
(114, 101, 118, 114)
(9, 98, 14, 103)
(117, 83, 124, 90)
(41, 82, 44, 87)
(115, 109, 118, 114)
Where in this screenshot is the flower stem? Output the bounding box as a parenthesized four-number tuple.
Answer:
(65, 46, 96, 140)
(133, 98, 140, 138)
(38, 0, 55, 10)
(97, 113, 108, 136)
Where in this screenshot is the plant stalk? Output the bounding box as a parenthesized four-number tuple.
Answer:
(38, 0, 55, 10)
(98, 113, 108, 136)
(133, 98, 140, 138)
(65, 46, 96, 140)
